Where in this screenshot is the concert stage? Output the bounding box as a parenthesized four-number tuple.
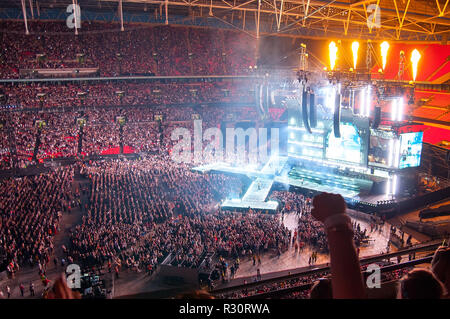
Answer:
(193, 155, 450, 216)
(193, 76, 450, 215)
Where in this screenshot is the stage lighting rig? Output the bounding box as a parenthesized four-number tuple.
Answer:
(325, 68, 343, 85)
(297, 43, 310, 85)
(297, 70, 309, 85)
(408, 88, 415, 105)
(398, 51, 406, 81)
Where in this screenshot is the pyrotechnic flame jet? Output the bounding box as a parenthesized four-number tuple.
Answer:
(380, 41, 390, 71)
(329, 41, 338, 71)
(352, 41, 359, 70)
(411, 49, 421, 82)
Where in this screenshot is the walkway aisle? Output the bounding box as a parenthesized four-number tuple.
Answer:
(234, 212, 392, 281)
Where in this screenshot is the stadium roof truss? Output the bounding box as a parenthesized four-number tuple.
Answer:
(4, 0, 449, 41)
(94, 0, 450, 41)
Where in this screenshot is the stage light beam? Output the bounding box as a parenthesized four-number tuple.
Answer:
(359, 87, 366, 115)
(388, 139, 394, 167)
(366, 85, 371, 117)
(397, 97, 404, 121)
(391, 98, 398, 121)
(326, 86, 335, 110)
(394, 139, 401, 168)
(380, 41, 390, 71)
(386, 177, 391, 195)
(352, 41, 359, 69)
(392, 175, 398, 195)
(329, 41, 338, 71)
(411, 49, 421, 82)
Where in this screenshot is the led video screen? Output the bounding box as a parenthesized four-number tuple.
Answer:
(399, 132, 423, 169)
(368, 135, 392, 167)
(368, 129, 396, 167)
(325, 123, 362, 164)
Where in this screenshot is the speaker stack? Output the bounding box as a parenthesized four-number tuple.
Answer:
(333, 92, 341, 138)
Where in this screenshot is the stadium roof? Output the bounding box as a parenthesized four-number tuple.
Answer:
(1, 0, 450, 41)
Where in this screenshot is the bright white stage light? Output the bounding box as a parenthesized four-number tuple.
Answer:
(330, 87, 336, 110)
(394, 139, 401, 168)
(391, 98, 397, 121)
(366, 86, 371, 117)
(386, 177, 391, 195)
(270, 90, 276, 105)
(392, 175, 398, 195)
(290, 118, 296, 125)
(360, 88, 366, 115)
(388, 139, 394, 166)
(290, 132, 295, 139)
(325, 86, 335, 110)
(352, 90, 357, 112)
(397, 97, 404, 121)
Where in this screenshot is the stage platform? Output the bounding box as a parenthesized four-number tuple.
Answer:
(222, 177, 278, 211)
(274, 175, 360, 198)
(221, 197, 279, 210)
(192, 162, 270, 178)
(242, 178, 274, 202)
(201, 157, 288, 211)
(192, 156, 450, 215)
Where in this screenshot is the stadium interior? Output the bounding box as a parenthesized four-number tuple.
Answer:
(0, 0, 449, 302)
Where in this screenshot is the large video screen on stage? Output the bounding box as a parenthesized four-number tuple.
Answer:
(368, 129, 397, 168)
(368, 130, 395, 168)
(399, 132, 423, 169)
(325, 123, 362, 164)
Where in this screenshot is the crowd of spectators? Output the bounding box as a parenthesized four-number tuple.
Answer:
(214, 259, 415, 299)
(0, 168, 73, 272)
(0, 80, 254, 109)
(270, 191, 370, 254)
(66, 155, 290, 273)
(1, 17, 449, 303)
(0, 21, 256, 78)
(0, 95, 258, 167)
(215, 273, 323, 299)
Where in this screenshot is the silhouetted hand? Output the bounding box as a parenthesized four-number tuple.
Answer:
(45, 274, 81, 299)
(311, 192, 347, 223)
(431, 245, 450, 291)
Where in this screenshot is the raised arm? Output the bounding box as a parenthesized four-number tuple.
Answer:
(311, 192, 366, 299)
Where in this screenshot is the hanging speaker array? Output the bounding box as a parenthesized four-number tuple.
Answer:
(372, 106, 381, 129)
(302, 89, 312, 134)
(309, 93, 316, 128)
(333, 92, 341, 138)
(254, 84, 269, 119)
